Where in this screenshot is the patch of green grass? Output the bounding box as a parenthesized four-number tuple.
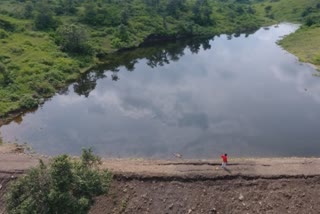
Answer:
(253, 0, 320, 71)
(0, 26, 86, 116)
(278, 26, 320, 70)
(253, 0, 320, 22)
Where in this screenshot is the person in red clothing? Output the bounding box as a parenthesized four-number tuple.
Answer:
(221, 153, 228, 168)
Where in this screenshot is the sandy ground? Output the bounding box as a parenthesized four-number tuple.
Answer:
(0, 144, 320, 213)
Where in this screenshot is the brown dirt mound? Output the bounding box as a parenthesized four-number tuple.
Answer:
(90, 175, 320, 214)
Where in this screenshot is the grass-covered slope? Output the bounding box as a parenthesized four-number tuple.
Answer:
(253, 0, 320, 70)
(254, 0, 320, 22)
(278, 26, 320, 70)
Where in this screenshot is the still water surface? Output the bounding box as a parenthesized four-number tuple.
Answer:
(1, 23, 320, 158)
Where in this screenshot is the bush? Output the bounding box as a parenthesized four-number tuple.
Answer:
(19, 95, 38, 109)
(305, 14, 320, 26)
(6, 149, 112, 214)
(0, 29, 8, 39)
(28, 80, 54, 96)
(0, 62, 5, 73)
(56, 24, 92, 54)
(0, 62, 13, 86)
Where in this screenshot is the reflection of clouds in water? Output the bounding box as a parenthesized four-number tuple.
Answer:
(84, 72, 258, 137)
(178, 113, 209, 130)
(89, 90, 155, 119)
(255, 23, 299, 42)
(2, 23, 319, 158)
(210, 118, 258, 137)
(271, 65, 320, 104)
(56, 94, 83, 107)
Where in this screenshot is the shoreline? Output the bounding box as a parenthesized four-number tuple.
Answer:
(1, 143, 320, 213)
(2, 23, 319, 127)
(1, 143, 319, 178)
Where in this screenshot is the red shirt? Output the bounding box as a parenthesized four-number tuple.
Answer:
(221, 155, 228, 163)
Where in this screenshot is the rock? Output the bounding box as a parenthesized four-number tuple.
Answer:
(38, 98, 45, 105)
(210, 208, 217, 213)
(174, 153, 183, 158)
(0, 184, 2, 190)
(168, 203, 174, 209)
(239, 193, 244, 201)
(188, 209, 192, 214)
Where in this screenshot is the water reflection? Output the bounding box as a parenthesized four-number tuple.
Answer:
(1, 23, 320, 158)
(74, 38, 213, 97)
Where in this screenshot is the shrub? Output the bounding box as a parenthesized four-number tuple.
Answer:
(305, 14, 320, 26)
(0, 29, 8, 39)
(264, 5, 272, 14)
(0, 62, 5, 73)
(6, 149, 112, 214)
(19, 95, 38, 109)
(29, 81, 55, 96)
(0, 17, 15, 31)
(0, 62, 13, 86)
(56, 24, 92, 54)
(313, 54, 320, 65)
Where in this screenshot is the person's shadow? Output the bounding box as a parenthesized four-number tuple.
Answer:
(223, 167, 232, 174)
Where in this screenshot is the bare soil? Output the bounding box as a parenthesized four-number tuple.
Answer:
(0, 144, 320, 214)
(91, 176, 320, 214)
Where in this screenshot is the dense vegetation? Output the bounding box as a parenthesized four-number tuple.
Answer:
(253, 0, 320, 70)
(0, 0, 319, 118)
(6, 149, 111, 214)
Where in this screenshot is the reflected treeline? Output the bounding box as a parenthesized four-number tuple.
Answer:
(72, 36, 232, 97)
(73, 37, 215, 97)
(74, 72, 106, 97)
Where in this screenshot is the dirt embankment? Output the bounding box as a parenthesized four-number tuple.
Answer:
(0, 144, 320, 213)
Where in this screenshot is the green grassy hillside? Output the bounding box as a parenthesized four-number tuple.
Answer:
(254, 0, 320, 22)
(278, 26, 320, 70)
(253, 0, 320, 70)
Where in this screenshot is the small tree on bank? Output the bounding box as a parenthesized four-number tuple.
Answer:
(57, 24, 91, 54)
(6, 149, 112, 214)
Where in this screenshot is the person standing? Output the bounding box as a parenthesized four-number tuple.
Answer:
(221, 153, 228, 168)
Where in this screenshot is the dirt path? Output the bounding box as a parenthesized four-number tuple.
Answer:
(0, 144, 320, 213)
(100, 157, 320, 178)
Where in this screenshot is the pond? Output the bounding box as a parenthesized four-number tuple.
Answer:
(1, 23, 320, 158)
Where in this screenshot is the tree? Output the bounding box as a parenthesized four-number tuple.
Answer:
(0, 62, 13, 86)
(166, 0, 186, 18)
(120, 9, 130, 25)
(144, 0, 160, 8)
(64, 0, 77, 14)
(23, 1, 34, 18)
(82, 2, 98, 25)
(57, 24, 91, 54)
(34, 2, 57, 30)
(81, 2, 109, 26)
(192, 0, 212, 26)
(6, 149, 112, 214)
